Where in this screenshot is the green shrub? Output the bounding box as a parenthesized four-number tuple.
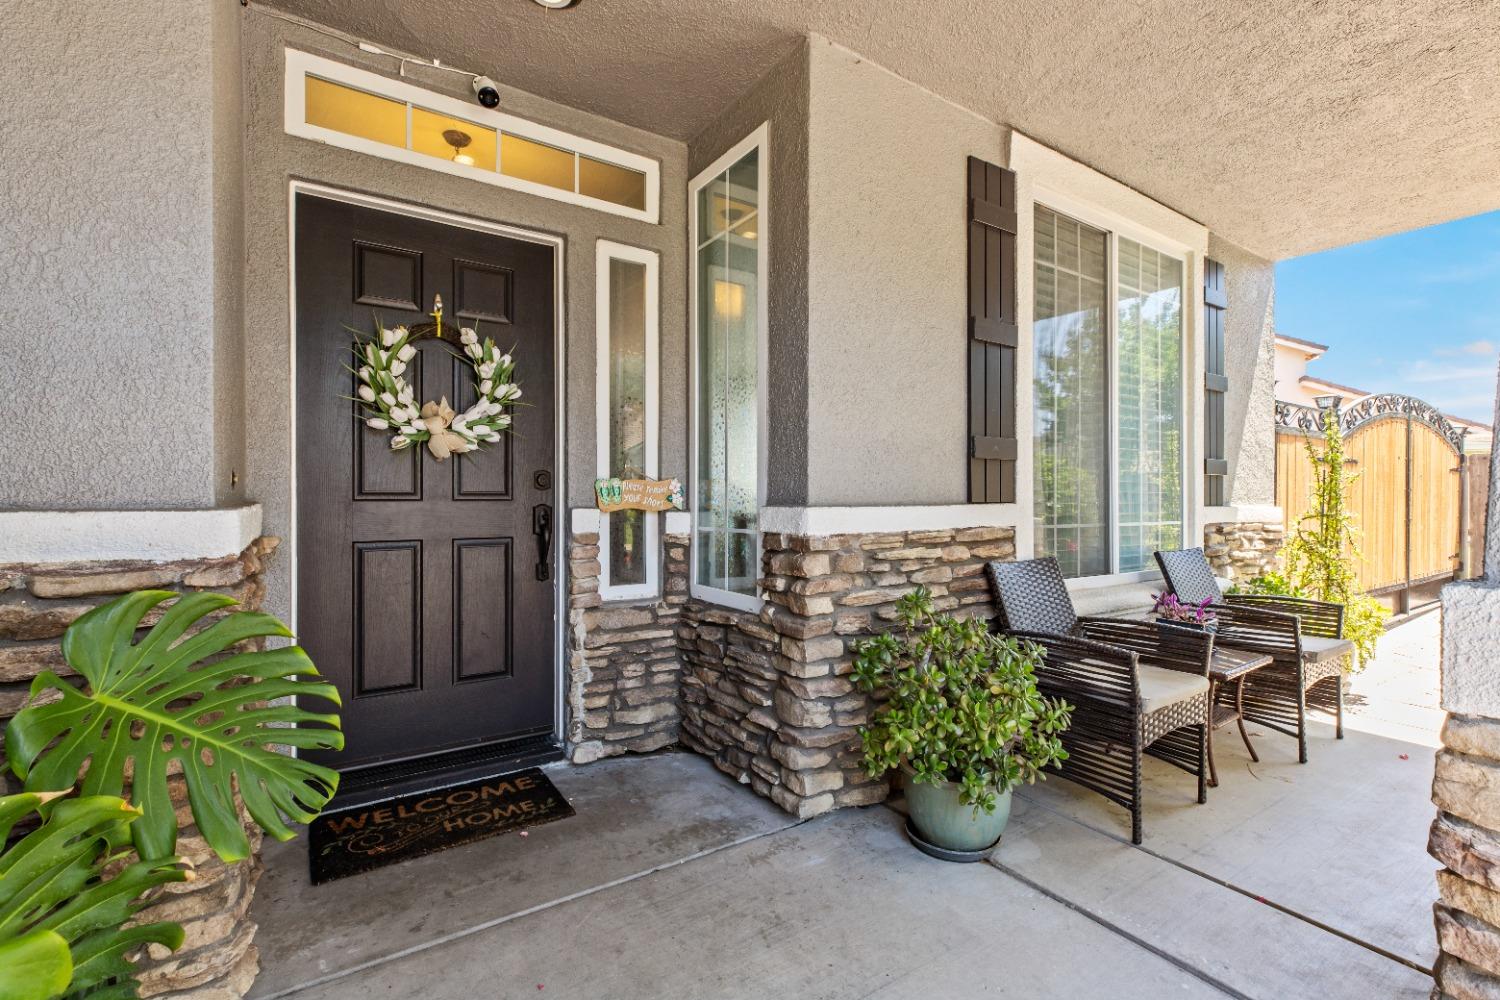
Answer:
(1336, 593, 1389, 669)
(1232, 572, 1386, 669)
(1230, 571, 1297, 597)
(850, 588, 1071, 815)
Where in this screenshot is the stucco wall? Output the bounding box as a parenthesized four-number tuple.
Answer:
(0, 0, 237, 509)
(212, 1, 248, 508)
(687, 40, 811, 507)
(240, 10, 688, 621)
(1210, 233, 1278, 506)
(803, 39, 1006, 506)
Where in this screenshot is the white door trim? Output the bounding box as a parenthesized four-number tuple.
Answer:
(594, 239, 661, 601)
(286, 179, 569, 745)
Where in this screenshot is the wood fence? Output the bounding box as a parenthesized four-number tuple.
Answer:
(1275, 395, 1481, 611)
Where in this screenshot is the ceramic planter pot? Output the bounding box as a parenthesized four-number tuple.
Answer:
(1155, 617, 1217, 638)
(903, 770, 1011, 853)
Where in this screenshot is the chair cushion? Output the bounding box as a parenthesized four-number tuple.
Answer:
(1137, 665, 1210, 715)
(1302, 636, 1354, 663)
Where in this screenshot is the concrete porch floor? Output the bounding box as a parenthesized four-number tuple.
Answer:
(249, 615, 1440, 999)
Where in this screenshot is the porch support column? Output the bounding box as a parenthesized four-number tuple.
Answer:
(2, 4, 261, 998)
(1201, 505, 1285, 589)
(1431, 361, 1500, 998)
(1, 0, 246, 509)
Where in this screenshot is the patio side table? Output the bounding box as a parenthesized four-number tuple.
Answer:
(1206, 645, 1275, 787)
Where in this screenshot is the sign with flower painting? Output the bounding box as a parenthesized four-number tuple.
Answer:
(594, 477, 685, 514)
(351, 318, 520, 461)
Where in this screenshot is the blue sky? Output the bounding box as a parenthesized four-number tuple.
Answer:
(1275, 210, 1500, 424)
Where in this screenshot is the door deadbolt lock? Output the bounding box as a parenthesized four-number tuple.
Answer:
(533, 470, 552, 491)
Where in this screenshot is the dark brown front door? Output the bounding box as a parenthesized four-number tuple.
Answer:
(295, 194, 556, 770)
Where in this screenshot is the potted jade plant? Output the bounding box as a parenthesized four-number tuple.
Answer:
(851, 588, 1070, 860)
(1152, 592, 1217, 634)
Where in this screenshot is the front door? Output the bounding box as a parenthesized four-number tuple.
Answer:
(295, 194, 557, 770)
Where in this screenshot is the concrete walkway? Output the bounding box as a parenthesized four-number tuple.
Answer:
(251, 755, 1225, 1000)
(249, 614, 1442, 999)
(1343, 605, 1444, 747)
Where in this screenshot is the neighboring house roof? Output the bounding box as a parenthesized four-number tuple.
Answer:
(1297, 375, 1369, 399)
(1274, 333, 1329, 357)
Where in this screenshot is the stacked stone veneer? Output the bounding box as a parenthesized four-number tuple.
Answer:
(678, 527, 1015, 819)
(1204, 520, 1284, 587)
(1431, 569, 1500, 999)
(566, 530, 689, 763)
(0, 538, 278, 999)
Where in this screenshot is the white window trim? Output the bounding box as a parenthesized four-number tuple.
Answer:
(1011, 131, 1208, 588)
(283, 49, 660, 224)
(595, 240, 661, 602)
(688, 123, 770, 614)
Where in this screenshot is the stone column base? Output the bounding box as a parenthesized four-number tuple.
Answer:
(680, 526, 1016, 819)
(0, 537, 279, 1000)
(1204, 520, 1283, 587)
(135, 779, 264, 999)
(566, 530, 689, 763)
(1432, 582, 1500, 998)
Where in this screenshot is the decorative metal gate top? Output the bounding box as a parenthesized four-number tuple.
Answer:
(1275, 394, 1466, 453)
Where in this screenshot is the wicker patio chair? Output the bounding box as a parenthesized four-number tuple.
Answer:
(1154, 547, 1352, 762)
(986, 557, 1211, 845)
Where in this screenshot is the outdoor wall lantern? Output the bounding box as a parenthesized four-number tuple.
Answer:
(1314, 393, 1343, 411)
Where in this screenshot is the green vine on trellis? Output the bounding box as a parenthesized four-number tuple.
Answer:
(1279, 409, 1389, 668)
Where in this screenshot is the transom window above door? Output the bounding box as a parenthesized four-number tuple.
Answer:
(1033, 205, 1186, 579)
(285, 49, 660, 223)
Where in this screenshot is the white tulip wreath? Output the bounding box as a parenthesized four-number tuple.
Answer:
(352, 322, 521, 461)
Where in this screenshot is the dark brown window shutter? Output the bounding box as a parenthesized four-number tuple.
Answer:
(967, 157, 1017, 503)
(1203, 257, 1228, 505)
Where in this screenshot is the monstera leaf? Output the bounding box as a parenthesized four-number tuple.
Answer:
(7, 591, 344, 863)
(0, 792, 185, 1000)
(0, 931, 71, 1000)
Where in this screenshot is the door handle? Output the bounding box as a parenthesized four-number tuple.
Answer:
(533, 503, 553, 582)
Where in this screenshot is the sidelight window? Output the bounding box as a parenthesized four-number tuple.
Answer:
(1033, 205, 1185, 579)
(596, 241, 660, 600)
(690, 127, 767, 611)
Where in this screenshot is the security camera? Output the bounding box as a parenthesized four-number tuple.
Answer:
(472, 76, 500, 109)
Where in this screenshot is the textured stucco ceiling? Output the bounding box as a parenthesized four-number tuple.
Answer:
(259, 0, 1500, 259)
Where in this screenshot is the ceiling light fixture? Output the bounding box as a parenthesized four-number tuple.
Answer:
(445, 129, 476, 167)
(532, 0, 580, 8)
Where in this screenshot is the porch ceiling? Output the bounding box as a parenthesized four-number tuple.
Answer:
(262, 0, 1500, 260)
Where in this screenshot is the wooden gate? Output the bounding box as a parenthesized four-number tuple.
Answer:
(1275, 395, 1469, 611)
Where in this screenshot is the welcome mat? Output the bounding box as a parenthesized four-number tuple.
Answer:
(308, 767, 574, 884)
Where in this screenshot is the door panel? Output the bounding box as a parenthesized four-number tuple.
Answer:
(295, 194, 556, 769)
(453, 538, 513, 681)
(354, 242, 423, 310)
(353, 541, 422, 694)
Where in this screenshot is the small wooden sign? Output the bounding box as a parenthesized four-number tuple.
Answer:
(595, 477, 685, 513)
